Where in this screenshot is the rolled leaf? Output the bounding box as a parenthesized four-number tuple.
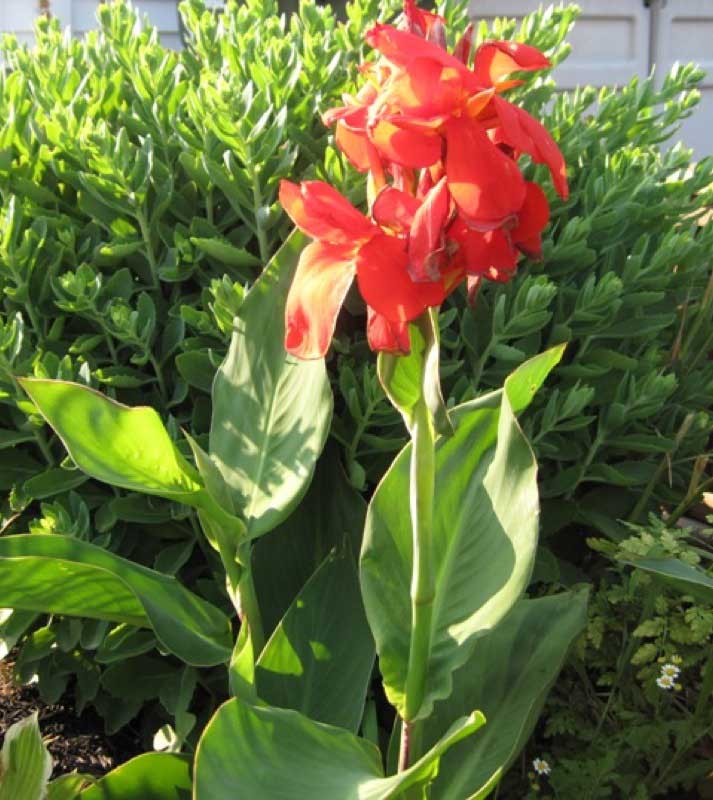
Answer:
(194, 697, 484, 800)
(360, 348, 563, 720)
(19, 379, 202, 503)
(256, 550, 374, 731)
(210, 231, 333, 538)
(0, 535, 231, 666)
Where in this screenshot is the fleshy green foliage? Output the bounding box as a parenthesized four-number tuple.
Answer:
(0, 0, 399, 734)
(504, 518, 713, 800)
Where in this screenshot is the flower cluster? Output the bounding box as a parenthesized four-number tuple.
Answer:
(656, 656, 683, 690)
(280, 0, 568, 359)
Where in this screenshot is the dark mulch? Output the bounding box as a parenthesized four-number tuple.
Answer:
(0, 658, 143, 777)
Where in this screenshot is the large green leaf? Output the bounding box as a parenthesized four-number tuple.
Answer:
(252, 444, 366, 636)
(80, 753, 192, 799)
(622, 556, 713, 604)
(0, 535, 231, 666)
(19, 379, 202, 503)
(360, 348, 563, 720)
(423, 591, 588, 799)
(256, 550, 374, 731)
(0, 713, 52, 800)
(193, 697, 484, 800)
(209, 231, 333, 538)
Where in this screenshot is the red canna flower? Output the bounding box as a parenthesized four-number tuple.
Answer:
(280, 180, 461, 358)
(281, 1, 570, 360)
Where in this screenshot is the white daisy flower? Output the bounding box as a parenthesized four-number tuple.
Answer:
(660, 663, 680, 679)
(656, 673, 675, 690)
(532, 757, 551, 776)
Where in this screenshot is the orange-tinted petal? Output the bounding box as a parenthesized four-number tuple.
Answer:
(473, 41, 550, 88)
(369, 118, 442, 168)
(372, 186, 420, 232)
(356, 232, 445, 322)
(493, 97, 569, 199)
(445, 116, 526, 227)
(279, 180, 375, 244)
(335, 121, 378, 173)
(409, 176, 451, 281)
(285, 241, 356, 359)
(377, 57, 465, 117)
(366, 308, 411, 354)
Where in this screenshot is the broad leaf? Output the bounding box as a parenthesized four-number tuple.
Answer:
(0, 713, 52, 800)
(194, 697, 484, 800)
(0, 535, 231, 666)
(79, 753, 192, 799)
(19, 379, 202, 503)
(252, 444, 366, 635)
(256, 550, 374, 731)
(210, 231, 333, 538)
(622, 556, 713, 604)
(361, 348, 563, 720)
(423, 591, 588, 799)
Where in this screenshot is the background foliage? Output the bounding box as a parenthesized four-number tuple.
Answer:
(0, 0, 712, 796)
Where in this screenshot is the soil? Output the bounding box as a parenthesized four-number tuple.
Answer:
(0, 658, 143, 778)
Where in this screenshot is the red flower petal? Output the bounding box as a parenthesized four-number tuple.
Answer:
(369, 117, 442, 168)
(473, 41, 550, 88)
(372, 186, 420, 232)
(366, 24, 477, 90)
(403, 0, 446, 43)
(366, 308, 411, 354)
(493, 97, 569, 199)
(513, 182, 550, 256)
(453, 23, 475, 66)
(284, 241, 356, 359)
(409, 176, 451, 282)
(445, 116, 526, 228)
(279, 180, 375, 244)
(356, 232, 445, 322)
(449, 218, 518, 279)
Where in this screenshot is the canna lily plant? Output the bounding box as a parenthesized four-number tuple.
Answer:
(0, 3, 586, 798)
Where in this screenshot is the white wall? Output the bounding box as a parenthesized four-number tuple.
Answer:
(0, 0, 183, 49)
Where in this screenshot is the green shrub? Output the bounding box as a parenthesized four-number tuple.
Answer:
(501, 517, 713, 799)
(0, 0, 400, 737)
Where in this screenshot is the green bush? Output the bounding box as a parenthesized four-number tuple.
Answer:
(503, 517, 713, 799)
(0, 0, 400, 736)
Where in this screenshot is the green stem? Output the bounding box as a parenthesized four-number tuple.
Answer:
(236, 543, 265, 657)
(399, 394, 436, 768)
(148, 351, 168, 402)
(666, 473, 713, 528)
(33, 428, 55, 466)
(137, 212, 159, 288)
(247, 161, 269, 264)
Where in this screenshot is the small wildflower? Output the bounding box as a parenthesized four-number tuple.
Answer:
(656, 673, 675, 690)
(671, 654, 683, 665)
(532, 757, 551, 776)
(660, 663, 680, 679)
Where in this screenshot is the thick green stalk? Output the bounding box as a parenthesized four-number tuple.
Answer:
(399, 394, 436, 769)
(236, 543, 265, 657)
